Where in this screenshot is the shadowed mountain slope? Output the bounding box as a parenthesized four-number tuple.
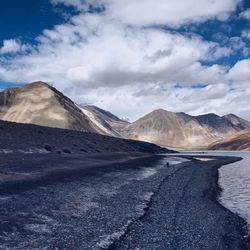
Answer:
(0, 119, 170, 154)
(194, 113, 248, 136)
(222, 114, 250, 130)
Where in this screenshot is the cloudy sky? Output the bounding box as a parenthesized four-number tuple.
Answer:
(0, 0, 250, 121)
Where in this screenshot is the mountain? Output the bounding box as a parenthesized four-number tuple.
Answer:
(120, 109, 215, 149)
(0, 81, 96, 132)
(222, 114, 250, 130)
(1, 82, 249, 150)
(79, 105, 129, 137)
(120, 109, 249, 150)
(194, 113, 242, 137)
(208, 130, 250, 151)
(0, 82, 129, 137)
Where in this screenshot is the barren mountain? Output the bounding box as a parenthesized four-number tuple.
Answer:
(120, 109, 215, 149)
(194, 113, 241, 137)
(208, 130, 250, 151)
(0, 81, 96, 132)
(79, 105, 129, 137)
(120, 109, 249, 150)
(222, 114, 250, 130)
(0, 82, 130, 137)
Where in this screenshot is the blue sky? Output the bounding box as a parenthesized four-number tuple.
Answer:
(0, 0, 250, 120)
(0, 1, 78, 43)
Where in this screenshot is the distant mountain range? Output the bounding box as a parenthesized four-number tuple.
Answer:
(119, 109, 250, 150)
(0, 81, 249, 150)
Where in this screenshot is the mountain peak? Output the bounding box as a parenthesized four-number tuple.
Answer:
(224, 113, 240, 119)
(223, 113, 250, 130)
(150, 108, 174, 115)
(24, 81, 51, 89)
(196, 113, 220, 119)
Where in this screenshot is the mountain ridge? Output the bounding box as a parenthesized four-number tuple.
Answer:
(119, 109, 250, 149)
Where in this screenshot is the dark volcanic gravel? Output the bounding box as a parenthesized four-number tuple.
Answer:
(0, 153, 249, 250)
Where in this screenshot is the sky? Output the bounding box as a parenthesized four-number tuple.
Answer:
(0, 0, 250, 121)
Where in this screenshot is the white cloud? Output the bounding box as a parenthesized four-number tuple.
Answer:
(0, 0, 249, 121)
(228, 59, 250, 82)
(0, 39, 27, 54)
(102, 0, 241, 26)
(52, 0, 241, 26)
(0, 13, 228, 88)
(70, 82, 250, 121)
(240, 9, 250, 19)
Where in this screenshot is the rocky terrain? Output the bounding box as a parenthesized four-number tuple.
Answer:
(209, 130, 250, 151)
(0, 152, 248, 249)
(0, 119, 169, 155)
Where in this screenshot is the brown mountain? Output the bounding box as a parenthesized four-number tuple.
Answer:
(0, 82, 129, 137)
(120, 109, 214, 149)
(120, 109, 249, 150)
(208, 130, 250, 151)
(0, 81, 96, 132)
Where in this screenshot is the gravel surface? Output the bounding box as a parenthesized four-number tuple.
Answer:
(0, 153, 249, 250)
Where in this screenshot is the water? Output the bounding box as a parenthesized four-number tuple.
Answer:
(217, 151, 250, 230)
